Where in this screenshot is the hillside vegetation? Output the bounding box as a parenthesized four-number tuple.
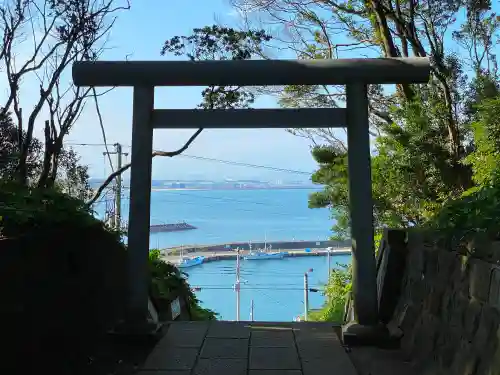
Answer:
(0, 182, 216, 374)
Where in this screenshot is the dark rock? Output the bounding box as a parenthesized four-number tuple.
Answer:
(450, 340, 478, 375)
(473, 306, 500, 350)
(463, 299, 482, 342)
(490, 241, 500, 264)
(426, 286, 444, 316)
(469, 259, 493, 302)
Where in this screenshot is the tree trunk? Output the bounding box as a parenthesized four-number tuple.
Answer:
(47, 135, 64, 187)
(37, 120, 53, 188)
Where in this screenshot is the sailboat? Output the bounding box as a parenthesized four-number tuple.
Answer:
(243, 234, 287, 260)
(176, 245, 205, 268)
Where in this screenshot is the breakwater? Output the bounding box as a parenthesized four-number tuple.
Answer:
(162, 248, 352, 265)
(149, 222, 197, 233)
(200, 249, 352, 264)
(166, 239, 351, 253)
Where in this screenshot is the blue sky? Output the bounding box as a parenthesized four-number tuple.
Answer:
(7, 1, 497, 181)
(63, 0, 321, 181)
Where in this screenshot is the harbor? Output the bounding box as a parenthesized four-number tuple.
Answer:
(162, 248, 352, 266)
(163, 239, 351, 254)
(174, 249, 352, 321)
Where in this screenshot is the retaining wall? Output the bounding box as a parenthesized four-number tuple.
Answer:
(387, 229, 500, 374)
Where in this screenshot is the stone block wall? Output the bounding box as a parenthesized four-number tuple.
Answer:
(390, 230, 500, 375)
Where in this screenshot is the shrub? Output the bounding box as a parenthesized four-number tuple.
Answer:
(0, 182, 217, 373)
(308, 264, 352, 323)
(149, 249, 218, 321)
(0, 183, 128, 372)
(0, 180, 107, 238)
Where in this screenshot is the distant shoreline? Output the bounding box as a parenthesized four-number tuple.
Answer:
(150, 186, 320, 192)
(91, 186, 322, 194)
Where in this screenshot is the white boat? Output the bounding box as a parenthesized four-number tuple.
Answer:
(244, 251, 286, 260)
(177, 255, 204, 268)
(243, 234, 287, 260)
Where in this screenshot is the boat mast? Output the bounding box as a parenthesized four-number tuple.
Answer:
(304, 272, 309, 321)
(235, 247, 241, 321)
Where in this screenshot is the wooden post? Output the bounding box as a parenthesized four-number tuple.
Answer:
(126, 86, 155, 328)
(346, 83, 379, 325)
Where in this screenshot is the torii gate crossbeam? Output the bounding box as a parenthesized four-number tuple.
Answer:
(72, 57, 430, 333)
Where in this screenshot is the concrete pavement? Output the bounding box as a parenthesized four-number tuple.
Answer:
(136, 321, 358, 375)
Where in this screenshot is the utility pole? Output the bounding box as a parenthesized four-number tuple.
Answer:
(304, 272, 309, 321)
(327, 249, 331, 279)
(103, 143, 128, 230)
(250, 299, 254, 321)
(235, 247, 241, 322)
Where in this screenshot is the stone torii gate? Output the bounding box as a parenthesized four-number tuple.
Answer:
(72, 58, 430, 331)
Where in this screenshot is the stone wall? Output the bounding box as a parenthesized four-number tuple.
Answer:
(389, 230, 500, 374)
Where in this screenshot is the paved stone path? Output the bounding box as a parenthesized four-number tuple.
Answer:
(137, 321, 358, 375)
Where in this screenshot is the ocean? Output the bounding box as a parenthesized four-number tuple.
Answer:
(97, 188, 334, 248)
(185, 255, 351, 321)
(95, 188, 351, 321)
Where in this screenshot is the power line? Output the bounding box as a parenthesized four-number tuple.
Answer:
(189, 283, 323, 288)
(113, 195, 310, 219)
(120, 187, 303, 210)
(177, 154, 312, 175)
(97, 182, 320, 218)
(66, 142, 116, 147)
(191, 286, 318, 291)
(65, 142, 313, 175)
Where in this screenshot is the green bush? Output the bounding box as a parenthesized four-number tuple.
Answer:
(308, 264, 352, 323)
(427, 97, 500, 241)
(0, 182, 128, 372)
(0, 182, 216, 373)
(426, 183, 500, 241)
(0, 180, 110, 238)
(149, 249, 218, 320)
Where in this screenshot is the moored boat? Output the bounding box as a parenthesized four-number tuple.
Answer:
(243, 251, 286, 260)
(177, 256, 205, 268)
(243, 233, 287, 260)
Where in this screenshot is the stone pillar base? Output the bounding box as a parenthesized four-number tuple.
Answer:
(342, 321, 399, 348)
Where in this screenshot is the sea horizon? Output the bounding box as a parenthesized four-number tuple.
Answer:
(96, 188, 334, 248)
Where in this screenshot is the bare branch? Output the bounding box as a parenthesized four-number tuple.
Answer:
(86, 129, 204, 206)
(0, 0, 133, 186)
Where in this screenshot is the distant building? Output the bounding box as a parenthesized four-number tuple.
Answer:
(170, 182, 187, 188)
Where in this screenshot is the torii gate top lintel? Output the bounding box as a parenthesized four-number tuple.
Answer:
(72, 57, 430, 87)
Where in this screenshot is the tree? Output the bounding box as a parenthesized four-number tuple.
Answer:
(0, 112, 43, 181)
(232, 0, 499, 236)
(88, 25, 272, 205)
(463, 92, 500, 187)
(0, 111, 92, 200)
(0, 0, 130, 185)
